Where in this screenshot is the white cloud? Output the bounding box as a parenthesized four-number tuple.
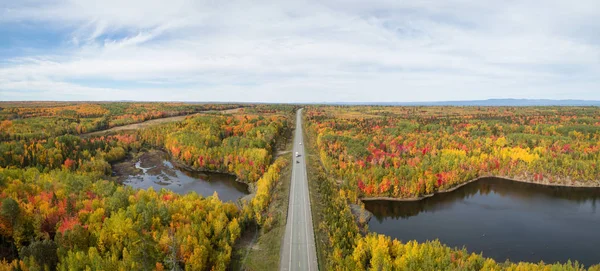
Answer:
(0, 0, 599, 101)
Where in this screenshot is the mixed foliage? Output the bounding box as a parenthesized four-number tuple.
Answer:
(304, 116, 600, 270)
(0, 133, 135, 174)
(0, 104, 294, 270)
(347, 234, 596, 271)
(6, 102, 599, 270)
(138, 112, 290, 182)
(251, 157, 289, 227)
(0, 168, 241, 270)
(0, 101, 239, 140)
(306, 106, 600, 200)
(1, 109, 290, 183)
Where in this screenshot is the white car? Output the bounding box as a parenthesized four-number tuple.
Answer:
(295, 152, 300, 157)
(299, 142, 302, 145)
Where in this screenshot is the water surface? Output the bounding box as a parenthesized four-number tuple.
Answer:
(123, 159, 249, 202)
(364, 177, 600, 266)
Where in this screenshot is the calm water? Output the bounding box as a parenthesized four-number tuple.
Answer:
(364, 177, 600, 266)
(123, 160, 249, 202)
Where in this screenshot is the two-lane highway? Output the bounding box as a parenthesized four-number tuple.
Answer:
(280, 109, 318, 271)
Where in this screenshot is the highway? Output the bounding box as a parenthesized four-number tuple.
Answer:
(280, 109, 318, 271)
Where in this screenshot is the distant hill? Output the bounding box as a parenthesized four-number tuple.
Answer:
(328, 99, 600, 106)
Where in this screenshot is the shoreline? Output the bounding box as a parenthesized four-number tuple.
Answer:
(361, 175, 600, 202)
(163, 151, 257, 194)
(160, 149, 261, 195)
(115, 148, 254, 194)
(170, 158, 256, 192)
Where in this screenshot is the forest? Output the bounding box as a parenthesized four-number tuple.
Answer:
(137, 112, 290, 182)
(0, 102, 240, 140)
(302, 112, 600, 270)
(3, 102, 600, 270)
(305, 106, 600, 201)
(0, 103, 294, 270)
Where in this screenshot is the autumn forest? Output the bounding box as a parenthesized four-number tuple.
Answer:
(0, 102, 599, 270)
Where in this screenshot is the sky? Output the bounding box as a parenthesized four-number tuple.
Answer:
(0, 0, 599, 102)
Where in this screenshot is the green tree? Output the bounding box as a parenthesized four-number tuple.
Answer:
(0, 198, 20, 227)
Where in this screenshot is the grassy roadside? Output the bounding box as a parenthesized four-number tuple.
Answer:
(230, 121, 294, 271)
(240, 152, 292, 270)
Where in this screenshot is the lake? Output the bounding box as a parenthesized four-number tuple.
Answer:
(364, 177, 600, 266)
(122, 153, 249, 202)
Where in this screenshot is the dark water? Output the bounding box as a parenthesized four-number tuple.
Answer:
(364, 177, 600, 266)
(123, 160, 249, 202)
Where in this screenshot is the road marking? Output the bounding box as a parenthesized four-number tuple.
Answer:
(288, 136, 296, 271)
(283, 109, 315, 271)
(300, 133, 311, 271)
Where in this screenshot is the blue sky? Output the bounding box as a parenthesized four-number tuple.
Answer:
(1, 0, 599, 102)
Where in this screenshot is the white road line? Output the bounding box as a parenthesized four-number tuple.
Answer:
(301, 142, 313, 266)
(283, 109, 315, 271)
(301, 140, 310, 271)
(288, 141, 296, 271)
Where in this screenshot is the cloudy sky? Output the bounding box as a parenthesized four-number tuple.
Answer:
(1, 0, 599, 102)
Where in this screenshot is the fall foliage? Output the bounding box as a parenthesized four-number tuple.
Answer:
(305, 106, 600, 200)
(0, 101, 240, 140)
(304, 107, 600, 270)
(137, 112, 290, 182)
(0, 103, 294, 270)
(251, 157, 288, 226)
(0, 168, 241, 270)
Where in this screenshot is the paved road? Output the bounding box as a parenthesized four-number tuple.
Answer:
(280, 109, 318, 271)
